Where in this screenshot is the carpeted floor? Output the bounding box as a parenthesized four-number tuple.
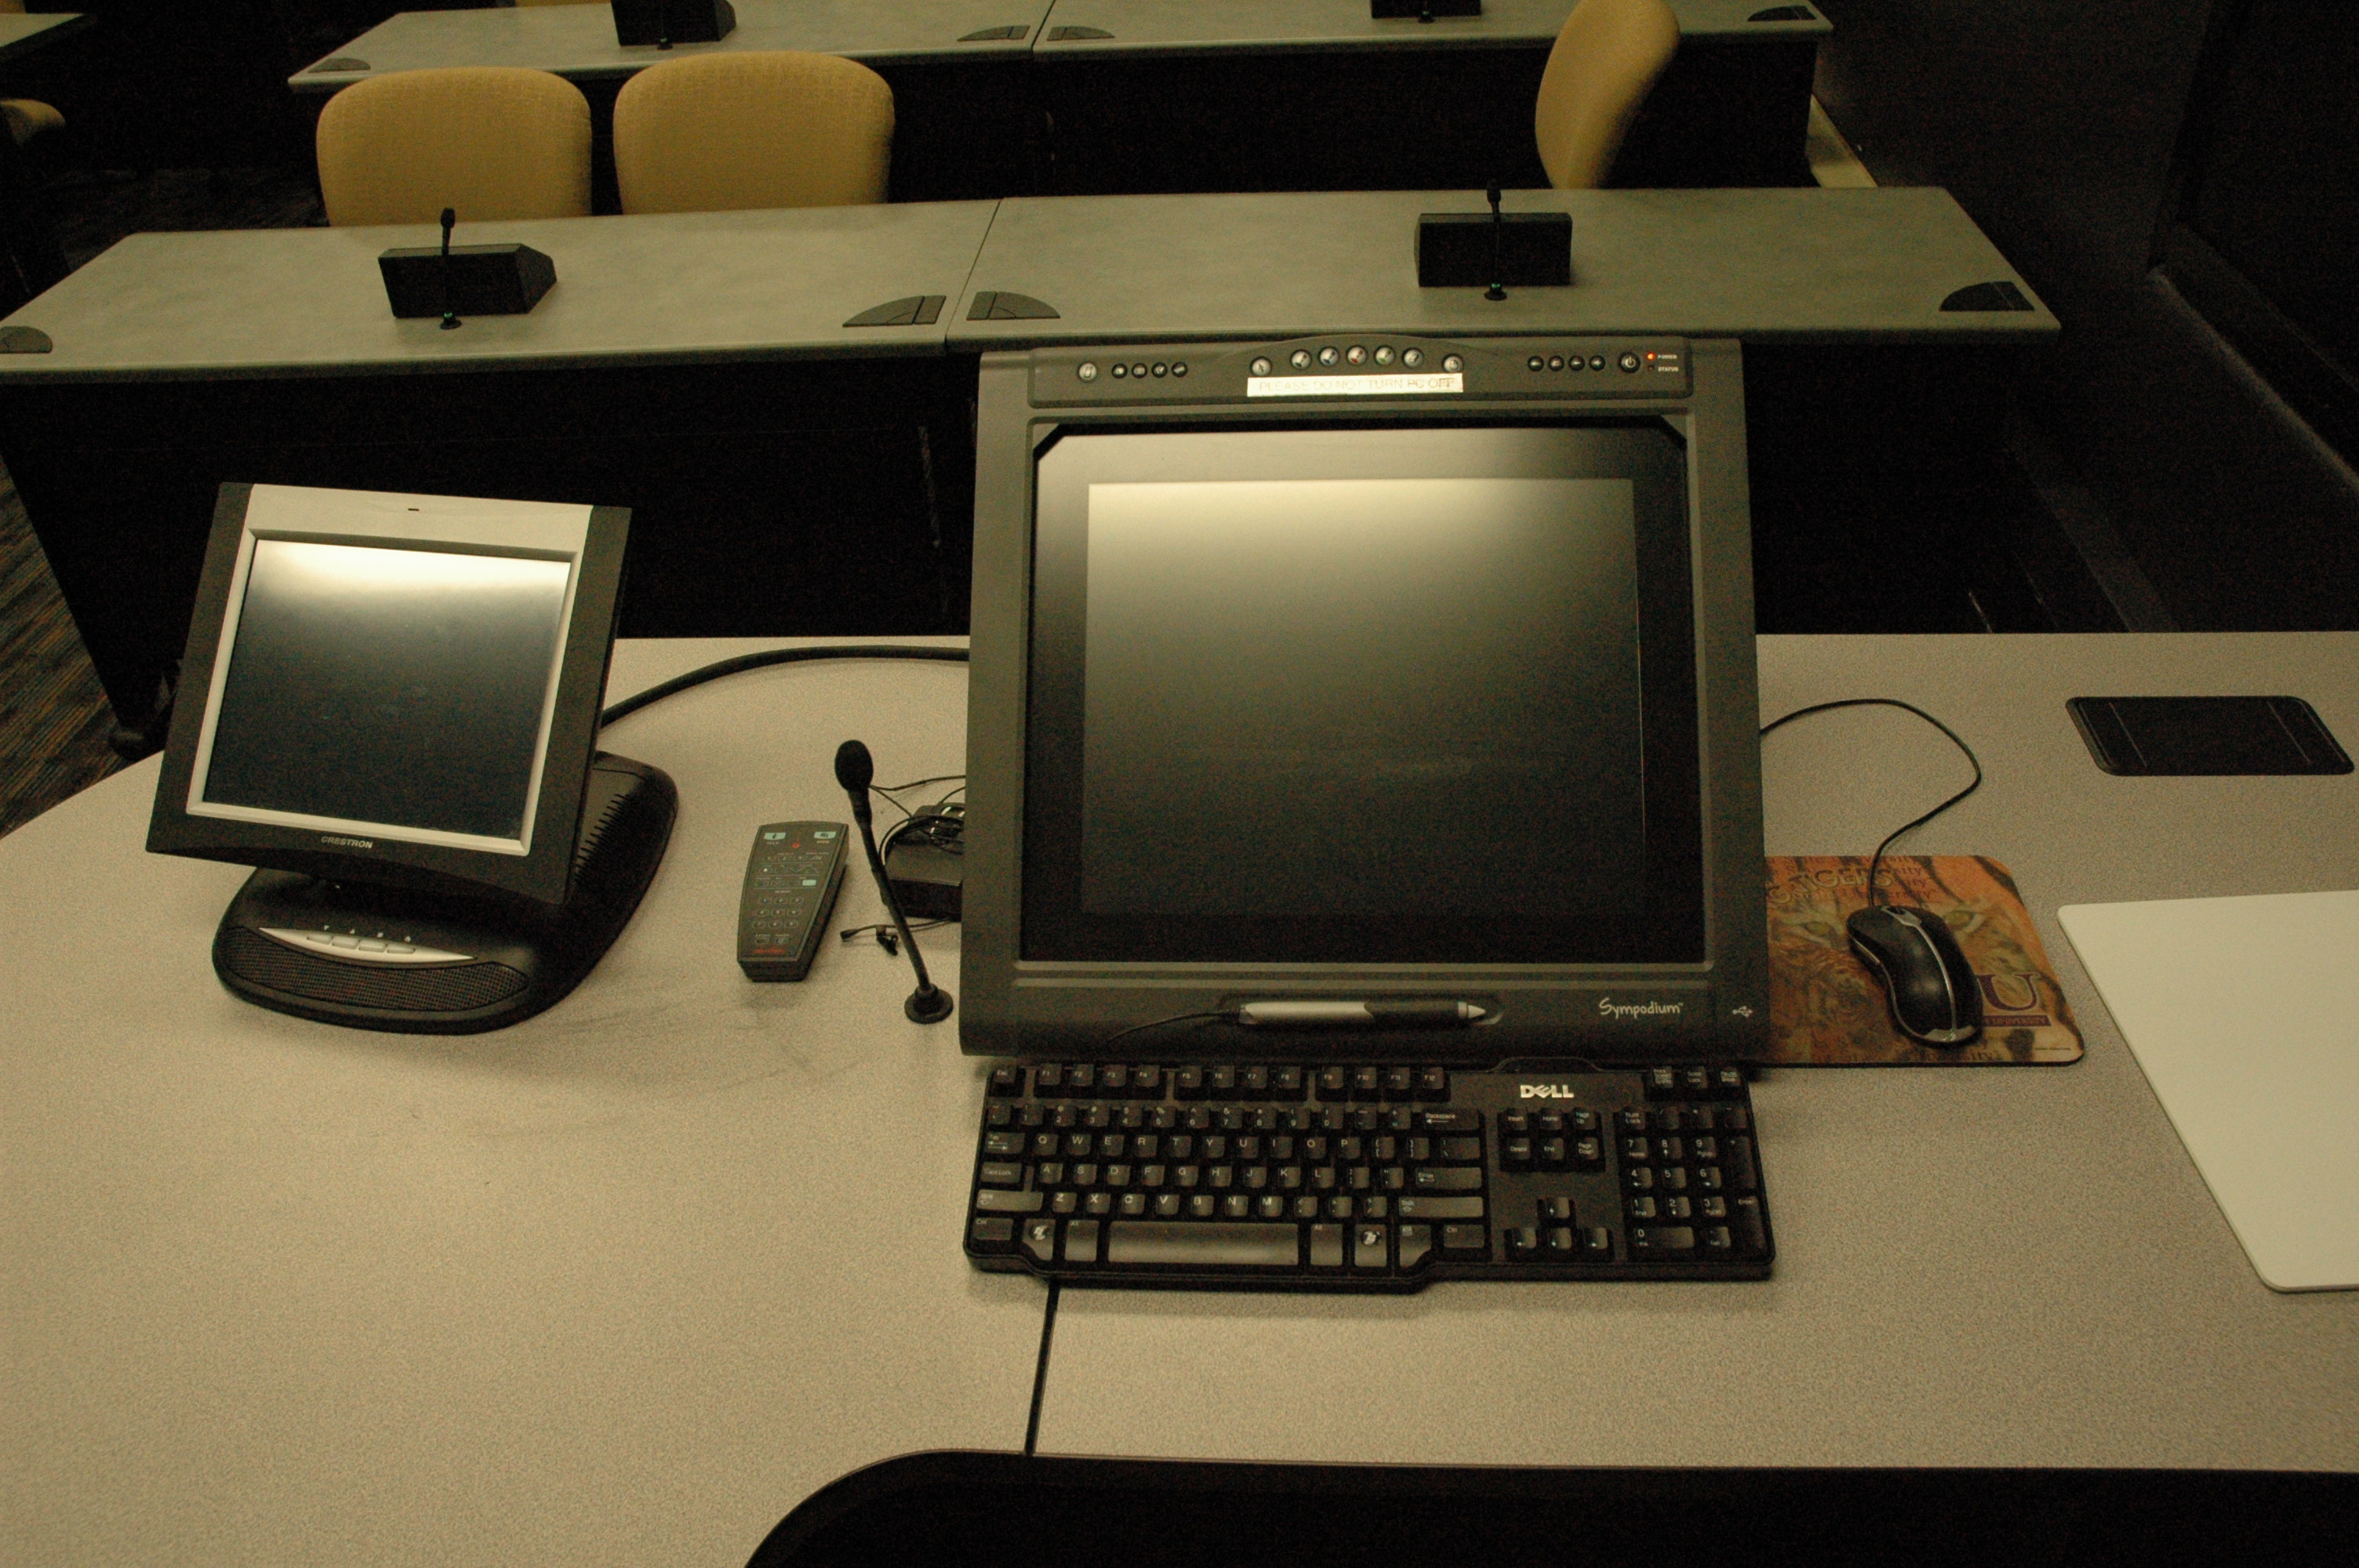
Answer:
(0, 460, 118, 837)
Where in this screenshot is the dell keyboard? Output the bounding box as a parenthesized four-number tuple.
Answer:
(964, 1062, 1772, 1290)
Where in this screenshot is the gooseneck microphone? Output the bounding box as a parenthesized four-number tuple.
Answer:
(835, 739, 954, 1024)
(437, 207, 461, 332)
(1485, 183, 1507, 303)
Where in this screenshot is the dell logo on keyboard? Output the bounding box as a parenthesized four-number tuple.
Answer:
(1519, 1083, 1580, 1099)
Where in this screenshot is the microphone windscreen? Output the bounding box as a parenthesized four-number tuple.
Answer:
(834, 739, 874, 794)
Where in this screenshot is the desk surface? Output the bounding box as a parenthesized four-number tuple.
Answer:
(1032, 0, 1827, 56)
(0, 638, 1037, 1568)
(7, 635, 2359, 1566)
(0, 11, 86, 65)
(1037, 633, 2359, 1472)
(0, 201, 995, 381)
(292, 0, 1824, 86)
(292, 1, 1058, 90)
(0, 189, 2050, 383)
(949, 188, 2055, 347)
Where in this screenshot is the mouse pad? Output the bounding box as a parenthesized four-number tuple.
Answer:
(1766, 856, 2082, 1065)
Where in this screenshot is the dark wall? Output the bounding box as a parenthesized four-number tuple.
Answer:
(1813, 0, 2359, 630)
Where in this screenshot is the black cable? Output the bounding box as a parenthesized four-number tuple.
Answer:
(875, 772, 967, 797)
(596, 644, 968, 730)
(1759, 698, 1983, 909)
(1023, 1279, 1059, 1458)
(1094, 1010, 1238, 1048)
(838, 917, 952, 953)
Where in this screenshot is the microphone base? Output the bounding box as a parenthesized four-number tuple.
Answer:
(906, 986, 955, 1025)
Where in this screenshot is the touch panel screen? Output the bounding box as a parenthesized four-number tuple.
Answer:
(197, 539, 573, 846)
(1081, 477, 1642, 918)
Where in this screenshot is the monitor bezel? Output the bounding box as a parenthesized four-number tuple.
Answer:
(961, 339, 1769, 1065)
(148, 483, 631, 906)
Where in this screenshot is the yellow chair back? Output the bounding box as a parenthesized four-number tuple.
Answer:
(612, 51, 895, 216)
(316, 67, 592, 227)
(1532, 0, 1682, 190)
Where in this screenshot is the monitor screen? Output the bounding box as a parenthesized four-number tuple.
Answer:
(1022, 422, 1702, 967)
(194, 539, 573, 851)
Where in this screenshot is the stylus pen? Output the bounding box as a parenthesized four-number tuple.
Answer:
(1238, 1000, 1488, 1028)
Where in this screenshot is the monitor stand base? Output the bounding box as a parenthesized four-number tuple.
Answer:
(209, 754, 677, 1034)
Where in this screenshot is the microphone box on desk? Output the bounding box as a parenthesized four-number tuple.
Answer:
(377, 245, 557, 319)
(611, 0, 736, 46)
(1416, 212, 1572, 289)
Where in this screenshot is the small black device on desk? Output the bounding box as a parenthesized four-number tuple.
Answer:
(379, 209, 554, 322)
(2067, 695, 2352, 775)
(610, 0, 734, 47)
(1418, 187, 1572, 290)
(737, 822, 847, 980)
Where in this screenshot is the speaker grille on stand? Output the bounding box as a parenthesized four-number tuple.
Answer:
(219, 927, 529, 1013)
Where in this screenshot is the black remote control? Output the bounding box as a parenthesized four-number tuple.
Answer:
(738, 822, 849, 980)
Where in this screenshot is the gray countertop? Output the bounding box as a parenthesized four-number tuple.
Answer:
(293, 0, 1058, 90)
(0, 637, 1037, 1568)
(948, 188, 2057, 348)
(9, 633, 2354, 1568)
(0, 189, 2052, 383)
(1032, 0, 1828, 56)
(0, 202, 998, 381)
(1033, 633, 2359, 1472)
(0, 11, 88, 66)
(291, 1, 1824, 88)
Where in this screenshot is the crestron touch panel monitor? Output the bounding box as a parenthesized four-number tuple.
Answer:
(961, 336, 1769, 1065)
(147, 483, 672, 1033)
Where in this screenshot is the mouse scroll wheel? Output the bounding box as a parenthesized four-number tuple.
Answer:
(1887, 908, 1922, 928)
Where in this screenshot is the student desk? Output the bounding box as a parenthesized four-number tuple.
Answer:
(0, 637, 1034, 1568)
(4, 633, 2356, 1567)
(0, 201, 997, 743)
(291, 2, 1829, 200)
(1032, 0, 1832, 193)
(947, 187, 2052, 347)
(1035, 632, 2359, 1475)
(0, 10, 91, 68)
(289, 1, 1058, 205)
(0, 187, 2047, 739)
(0, 9, 93, 314)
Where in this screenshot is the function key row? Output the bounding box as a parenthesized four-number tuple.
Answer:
(987, 1062, 1452, 1102)
(984, 1102, 1483, 1137)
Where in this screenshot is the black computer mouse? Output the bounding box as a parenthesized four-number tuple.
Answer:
(1846, 904, 1983, 1047)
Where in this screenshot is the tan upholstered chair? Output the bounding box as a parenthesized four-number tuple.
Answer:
(315, 67, 591, 227)
(612, 52, 894, 216)
(1532, 0, 1681, 190)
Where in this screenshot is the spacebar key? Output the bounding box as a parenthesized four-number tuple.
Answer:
(1107, 1222, 1299, 1266)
